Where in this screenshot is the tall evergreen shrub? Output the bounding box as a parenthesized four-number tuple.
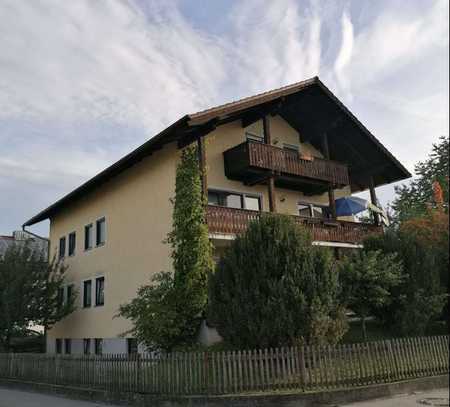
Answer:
(208, 214, 347, 348)
(119, 145, 214, 351)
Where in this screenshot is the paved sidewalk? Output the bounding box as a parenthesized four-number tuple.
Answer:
(0, 386, 448, 406)
(340, 388, 449, 407)
(0, 387, 118, 407)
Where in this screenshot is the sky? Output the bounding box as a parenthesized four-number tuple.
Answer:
(0, 0, 448, 236)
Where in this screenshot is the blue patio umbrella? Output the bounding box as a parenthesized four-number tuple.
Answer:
(335, 196, 368, 216)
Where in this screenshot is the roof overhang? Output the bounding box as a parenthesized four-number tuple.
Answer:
(24, 77, 411, 226)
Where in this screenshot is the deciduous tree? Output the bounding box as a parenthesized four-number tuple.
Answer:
(338, 250, 403, 341)
(0, 244, 74, 351)
(392, 136, 449, 223)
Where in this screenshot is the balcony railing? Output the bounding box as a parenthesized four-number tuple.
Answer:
(224, 141, 350, 187)
(206, 205, 382, 245)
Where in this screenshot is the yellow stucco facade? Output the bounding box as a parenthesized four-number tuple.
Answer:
(46, 115, 354, 353)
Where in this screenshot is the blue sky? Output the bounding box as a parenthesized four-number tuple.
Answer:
(0, 0, 448, 236)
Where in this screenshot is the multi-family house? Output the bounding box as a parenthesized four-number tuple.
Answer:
(0, 230, 48, 258)
(23, 77, 410, 354)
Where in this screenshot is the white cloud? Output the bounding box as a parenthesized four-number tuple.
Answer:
(228, 0, 322, 94)
(334, 11, 354, 95)
(0, 0, 448, 234)
(334, 0, 449, 93)
(0, 0, 227, 128)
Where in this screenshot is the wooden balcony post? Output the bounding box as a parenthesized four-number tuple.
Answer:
(322, 133, 337, 219)
(263, 115, 276, 212)
(263, 116, 272, 144)
(328, 187, 337, 219)
(369, 176, 380, 226)
(197, 135, 207, 202)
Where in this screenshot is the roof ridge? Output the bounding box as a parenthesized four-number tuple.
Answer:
(189, 76, 318, 119)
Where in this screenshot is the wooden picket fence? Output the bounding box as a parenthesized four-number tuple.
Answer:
(0, 335, 448, 395)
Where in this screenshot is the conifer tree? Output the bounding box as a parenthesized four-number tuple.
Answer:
(208, 214, 347, 348)
(119, 145, 214, 351)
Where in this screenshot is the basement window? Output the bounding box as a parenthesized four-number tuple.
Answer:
(55, 339, 62, 354)
(94, 338, 103, 355)
(64, 338, 71, 355)
(83, 338, 91, 355)
(127, 338, 138, 355)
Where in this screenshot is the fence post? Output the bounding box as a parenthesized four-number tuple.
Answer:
(204, 351, 209, 395)
(136, 353, 141, 393)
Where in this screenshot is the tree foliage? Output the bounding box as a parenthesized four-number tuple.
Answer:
(29, 255, 77, 334)
(338, 250, 403, 341)
(0, 243, 75, 351)
(364, 213, 448, 335)
(208, 214, 347, 349)
(392, 136, 449, 223)
(119, 145, 214, 352)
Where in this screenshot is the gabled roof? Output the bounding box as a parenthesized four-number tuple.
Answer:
(24, 76, 411, 226)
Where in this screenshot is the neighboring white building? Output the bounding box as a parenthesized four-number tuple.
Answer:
(0, 230, 49, 258)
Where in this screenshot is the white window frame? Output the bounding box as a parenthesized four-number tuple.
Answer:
(95, 216, 107, 247)
(68, 231, 76, 257)
(84, 223, 94, 251)
(94, 275, 105, 307)
(81, 278, 93, 308)
(208, 187, 263, 211)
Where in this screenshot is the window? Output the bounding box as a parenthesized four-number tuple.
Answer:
(57, 287, 64, 309)
(208, 190, 261, 211)
(94, 338, 103, 355)
(298, 203, 312, 217)
(64, 338, 71, 354)
(68, 232, 76, 256)
(127, 338, 138, 355)
(83, 280, 92, 308)
(55, 339, 62, 354)
(244, 196, 261, 211)
(95, 277, 105, 306)
(245, 131, 264, 143)
(84, 224, 93, 250)
(66, 284, 74, 305)
(96, 217, 106, 246)
(283, 143, 300, 156)
(298, 202, 331, 219)
(312, 205, 331, 219)
(58, 237, 66, 259)
(83, 338, 91, 355)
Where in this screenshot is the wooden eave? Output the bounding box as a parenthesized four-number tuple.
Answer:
(24, 77, 411, 226)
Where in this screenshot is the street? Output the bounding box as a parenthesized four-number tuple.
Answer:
(0, 387, 119, 407)
(340, 388, 449, 407)
(0, 387, 448, 406)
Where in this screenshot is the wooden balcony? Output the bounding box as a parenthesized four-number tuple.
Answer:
(206, 205, 382, 245)
(224, 141, 350, 192)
